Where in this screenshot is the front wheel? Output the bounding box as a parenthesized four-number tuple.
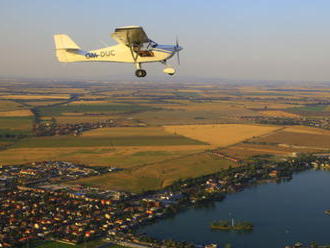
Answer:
(135, 69, 147, 77)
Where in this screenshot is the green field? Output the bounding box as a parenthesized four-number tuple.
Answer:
(14, 135, 205, 148)
(38, 103, 158, 116)
(83, 127, 173, 137)
(97, 150, 203, 168)
(76, 152, 235, 192)
(289, 105, 328, 112)
(174, 91, 200, 98)
(0, 116, 33, 131)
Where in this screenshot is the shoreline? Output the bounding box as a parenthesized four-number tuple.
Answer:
(132, 154, 330, 247)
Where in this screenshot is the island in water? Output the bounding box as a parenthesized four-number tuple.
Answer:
(210, 219, 254, 231)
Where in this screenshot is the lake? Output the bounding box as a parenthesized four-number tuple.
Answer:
(139, 170, 330, 248)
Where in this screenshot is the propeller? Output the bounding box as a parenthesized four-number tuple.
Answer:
(175, 36, 181, 65)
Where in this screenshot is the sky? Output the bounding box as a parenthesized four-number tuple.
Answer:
(1, 0, 330, 82)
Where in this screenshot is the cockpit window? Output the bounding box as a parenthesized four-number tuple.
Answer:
(132, 40, 156, 57)
(149, 40, 158, 48)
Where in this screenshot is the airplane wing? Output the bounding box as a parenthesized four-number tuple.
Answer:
(111, 26, 149, 46)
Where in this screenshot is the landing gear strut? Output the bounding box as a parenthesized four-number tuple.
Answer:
(135, 69, 147, 78)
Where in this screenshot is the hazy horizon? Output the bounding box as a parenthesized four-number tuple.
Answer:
(1, 0, 330, 82)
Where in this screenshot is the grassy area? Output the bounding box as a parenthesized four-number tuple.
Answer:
(0, 94, 70, 100)
(174, 91, 200, 98)
(14, 134, 205, 148)
(75, 152, 235, 192)
(38, 103, 157, 116)
(0, 116, 33, 131)
(253, 130, 330, 149)
(0, 145, 208, 167)
(289, 105, 328, 112)
(0, 100, 26, 111)
(83, 127, 172, 137)
(132, 101, 259, 125)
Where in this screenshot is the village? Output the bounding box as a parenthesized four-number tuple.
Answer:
(0, 154, 329, 248)
(0, 161, 121, 189)
(241, 115, 330, 130)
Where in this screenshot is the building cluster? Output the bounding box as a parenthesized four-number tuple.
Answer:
(0, 161, 116, 189)
(34, 119, 115, 136)
(241, 116, 330, 129)
(0, 188, 169, 247)
(0, 155, 329, 248)
(285, 241, 330, 248)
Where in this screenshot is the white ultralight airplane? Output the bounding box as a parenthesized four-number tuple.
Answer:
(54, 26, 183, 77)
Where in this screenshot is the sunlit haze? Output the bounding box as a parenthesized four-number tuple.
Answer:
(1, 0, 330, 81)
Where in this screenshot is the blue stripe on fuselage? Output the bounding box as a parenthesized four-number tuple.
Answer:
(153, 49, 173, 54)
(153, 45, 176, 55)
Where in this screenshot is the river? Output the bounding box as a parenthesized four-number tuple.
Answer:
(139, 170, 330, 248)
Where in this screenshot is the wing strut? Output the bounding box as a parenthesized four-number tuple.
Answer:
(127, 32, 139, 63)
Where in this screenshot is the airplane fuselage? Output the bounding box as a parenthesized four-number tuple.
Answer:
(54, 26, 183, 77)
(56, 44, 177, 64)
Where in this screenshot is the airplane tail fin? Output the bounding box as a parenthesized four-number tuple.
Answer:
(54, 34, 80, 50)
(54, 34, 82, 62)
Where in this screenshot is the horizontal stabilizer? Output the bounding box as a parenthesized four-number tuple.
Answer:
(54, 34, 80, 50)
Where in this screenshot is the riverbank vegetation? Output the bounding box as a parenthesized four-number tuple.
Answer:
(210, 220, 254, 231)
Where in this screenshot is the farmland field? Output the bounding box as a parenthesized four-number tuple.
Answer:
(0, 116, 33, 132)
(0, 80, 329, 193)
(75, 152, 235, 192)
(53, 115, 119, 124)
(260, 110, 300, 118)
(38, 103, 157, 116)
(0, 109, 33, 117)
(0, 145, 208, 167)
(14, 134, 205, 148)
(164, 124, 281, 147)
(0, 100, 26, 111)
(252, 130, 330, 148)
(83, 126, 176, 137)
(0, 94, 70, 100)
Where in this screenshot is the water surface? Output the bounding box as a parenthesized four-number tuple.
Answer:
(140, 170, 330, 247)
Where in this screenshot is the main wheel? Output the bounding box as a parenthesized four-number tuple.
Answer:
(135, 69, 147, 77)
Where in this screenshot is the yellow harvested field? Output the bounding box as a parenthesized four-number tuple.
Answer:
(0, 100, 25, 111)
(260, 110, 300, 118)
(164, 124, 281, 147)
(0, 145, 207, 167)
(0, 110, 33, 117)
(0, 94, 69, 100)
